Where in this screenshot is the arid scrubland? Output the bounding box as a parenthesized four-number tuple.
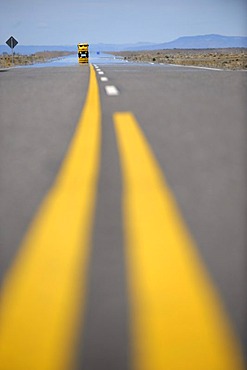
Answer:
(113, 48, 247, 70)
(0, 51, 75, 68)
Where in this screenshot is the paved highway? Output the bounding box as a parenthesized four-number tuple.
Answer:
(0, 57, 246, 370)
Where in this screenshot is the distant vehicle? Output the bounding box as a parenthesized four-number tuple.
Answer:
(77, 43, 89, 64)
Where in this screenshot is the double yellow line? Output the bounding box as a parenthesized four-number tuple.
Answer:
(0, 66, 244, 370)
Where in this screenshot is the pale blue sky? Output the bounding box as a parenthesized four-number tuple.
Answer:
(0, 0, 246, 45)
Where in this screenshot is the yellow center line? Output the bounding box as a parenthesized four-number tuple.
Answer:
(0, 65, 101, 370)
(113, 112, 244, 370)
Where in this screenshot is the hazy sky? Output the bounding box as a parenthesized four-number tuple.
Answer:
(0, 0, 246, 45)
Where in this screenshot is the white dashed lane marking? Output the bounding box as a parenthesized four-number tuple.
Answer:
(94, 66, 119, 96)
(105, 85, 119, 96)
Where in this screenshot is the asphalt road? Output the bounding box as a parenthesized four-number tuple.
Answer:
(0, 59, 246, 370)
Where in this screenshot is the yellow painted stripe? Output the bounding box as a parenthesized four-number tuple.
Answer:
(0, 65, 101, 370)
(114, 112, 244, 370)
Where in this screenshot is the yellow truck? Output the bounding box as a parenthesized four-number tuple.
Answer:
(77, 43, 89, 63)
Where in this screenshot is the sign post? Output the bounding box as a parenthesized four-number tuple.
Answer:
(6, 36, 18, 66)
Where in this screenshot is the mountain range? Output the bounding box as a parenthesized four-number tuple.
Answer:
(1, 34, 247, 54)
(125, 34, 247, 51)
